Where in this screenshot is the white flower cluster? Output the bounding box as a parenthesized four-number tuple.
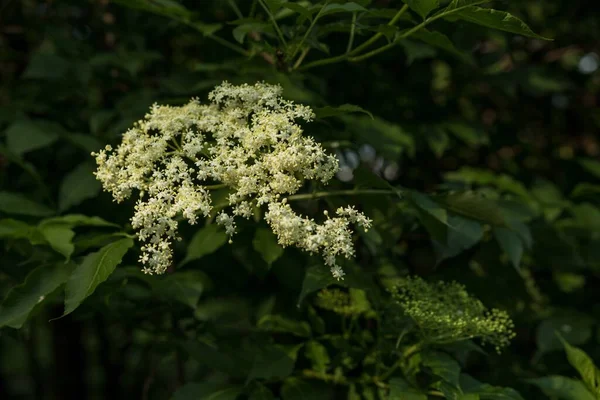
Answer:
(93, 81, 371, 279)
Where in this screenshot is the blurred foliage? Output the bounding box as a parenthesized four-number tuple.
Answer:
(0, 0, 599, 399)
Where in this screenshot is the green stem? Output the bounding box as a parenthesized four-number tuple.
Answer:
(292, 47, 310, 70)
(349, 4, 409, 55)
(259, 0, 287, 47)
(287, 189, 396, 202)
(228, 0, 243, 19)
(347, 23, 423, 62)
(290, 1, 328, 60)
(345, 12, 357, 54)
(299, 2, 483, 71)
(249, 0, 258, 17)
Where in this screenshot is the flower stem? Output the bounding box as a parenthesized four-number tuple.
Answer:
(290, 1, 327, 61)
(349, 4, 409, 55)
(259, 0, 287, 48)
(287, 189, 396, 202)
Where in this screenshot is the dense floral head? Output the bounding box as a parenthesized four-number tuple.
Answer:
(92, 81, 371, 278)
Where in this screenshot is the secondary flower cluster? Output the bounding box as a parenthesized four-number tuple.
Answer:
(391, 276, 515, 352)
(93, 81, 371, 279)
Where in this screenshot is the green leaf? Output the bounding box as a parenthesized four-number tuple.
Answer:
(536, 314, 594, 355)
(454, 7, 552, 40)
(434, 192, 505, 226)
(399, 40, 437, 65)
(281, 378, 333, 400)
(258, 314, 311, 337)
(0, 263, 71, 328)
(579, 158, 600, 180)
(249, 383, 276, 400)
(320, 3, 367, 17)
(422, 351, 461, 388)
(232, 23, 274, 44)
(248, 345, 295, 381)
(253, 227, 284, 266)
(154, 270, 210, 309)
(445, 167, 531, 199)
(0, 192, 54, 217)
(23, 53, 70, 80)
(58, 162, 102, 212)
(304, 341, 330, 373)
(0, 219, 36, 239)
(172, 383, 243, 400)
(40, 215, 119, 228)
(527, 376, 595, 400)
(494, 227, 523, 270)
(403, 0, 439, 19)
(297, 265, 339, 306)
(426, 126, 450, 158)
(461, 374, 525, 400)
(39, 223, 76, 260)
(571, 183, 600, 199)
(181, 224, 228, 266)
(446, 0, 491, 9)
(4, 120, 59, 156)
(559, 335, 600, 395)
(388, 378, 427, 399)
(411, 192, 484, 261)
(113, 0, 191, 19)
(282, 3, 313, 21)
(444, 122, 488, 146)
(64, 238, 133, 315)
(314, 104, 374, 119)
(436, 215, 483, 261)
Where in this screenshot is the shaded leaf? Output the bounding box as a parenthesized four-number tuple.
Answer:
(258, 314, 311, 337)
(253, 227, 284, 266)
(172, 383, 243, 400)
(403, 0, 439, 19)
(494, 227, 523, 270)
(39, 223, 76, 260)
(455, 7, 552, 40)
(0, 263, 71, 328)
(579, 158, 600, 179)
(58, 162, 101, 212)
(320, 3, 367, 17)
(315, 104, 374, 119)
(527, 376, 595, 400)
(281, 378, 333, 400)
(0, 192, 54, 217)
(181, 224, 228, 265)
(64, 238, 133, 315)
(248, 345, 295, 381)
(155, 270, 210, 309)
(536, 314, 594, 355)
(5, 120, 59, 156)
(297, 265, 339, 306)
(434, 192, 505, 226)
(388, 377, 427, 399)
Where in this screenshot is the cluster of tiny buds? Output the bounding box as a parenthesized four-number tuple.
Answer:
(93, 81, 371, 279)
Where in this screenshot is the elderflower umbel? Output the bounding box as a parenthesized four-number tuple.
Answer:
(391, 276, 515, 352)
(93, 81, 371, 278)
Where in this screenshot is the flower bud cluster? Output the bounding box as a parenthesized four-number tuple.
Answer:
(93, 82, 371, 278)
(391, 276, 515, 352)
